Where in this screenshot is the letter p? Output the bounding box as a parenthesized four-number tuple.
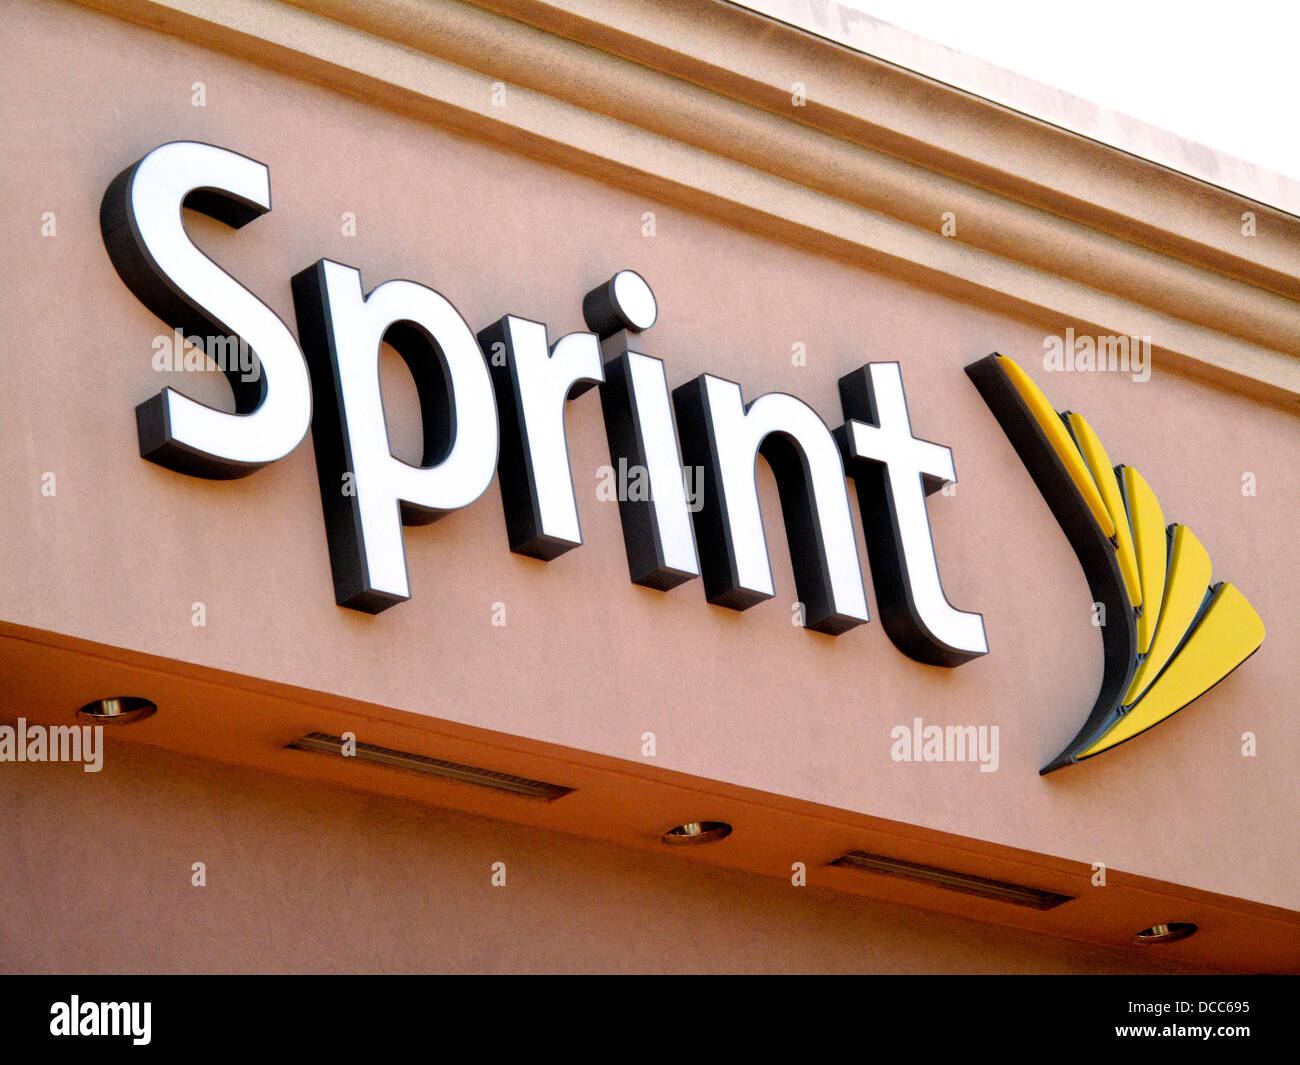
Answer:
(292, 260, 499, 612)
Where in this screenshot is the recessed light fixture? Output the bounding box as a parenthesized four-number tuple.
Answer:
(1134, 923, 1197, 944)
(286, 731, 572, 801)
(76, 696, 157, 725)
(832, 851, 1074, 910)
(662, 821, 732, 845)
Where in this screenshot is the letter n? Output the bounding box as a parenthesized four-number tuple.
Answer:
(672, 373, 868, 634)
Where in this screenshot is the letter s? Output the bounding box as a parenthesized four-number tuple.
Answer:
(100, 141, 311, 478)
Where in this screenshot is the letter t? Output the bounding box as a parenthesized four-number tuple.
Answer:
(834, 363, 988, 666)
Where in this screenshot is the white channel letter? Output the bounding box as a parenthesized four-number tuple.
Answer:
(120, 141, 311, 469)
(311, 260, 498, 605)
(494, 316, 603, 553)
(626, 352, 699, 578)
(842, 363, 987, 656)
(704, 376, 869, 627)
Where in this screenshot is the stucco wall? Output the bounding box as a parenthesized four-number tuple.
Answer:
(0, 741, 1214, 974)
(1, 0, 1296, 926)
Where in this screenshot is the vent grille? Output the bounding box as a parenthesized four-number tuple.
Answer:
(832, 851, 1074, 910)
(287, 731, 573, 802)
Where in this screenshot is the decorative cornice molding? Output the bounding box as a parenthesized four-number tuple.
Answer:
(73, 0, 1300, 404)
(736, 0, 1300, 220)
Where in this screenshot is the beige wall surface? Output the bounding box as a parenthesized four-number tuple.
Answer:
(0, 741, 1215, 974)
(1, 0, 1297, 914)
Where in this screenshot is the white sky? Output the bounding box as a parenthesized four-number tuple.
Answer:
(836, 0, 1300, 181)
